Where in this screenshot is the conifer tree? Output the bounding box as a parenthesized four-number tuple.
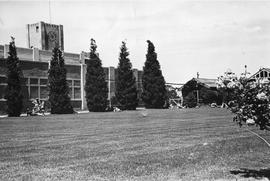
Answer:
(116, 41, 138, 110)
(85, 39, 108, 112)
(142, 40, 167, 108)
(48, 47, 74, 114)
(4, 37, 23, 117)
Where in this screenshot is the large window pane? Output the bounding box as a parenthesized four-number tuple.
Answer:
(74, 80, 80, 87)
(40, 86, 48, 99)
(30, 78, 38, 85)
(40, 79, 47, 85)
(74, 88, 81, 99)
(0, 85, 6, 99)
(30, 86, 38, 99)
(110, 82, 115, 93)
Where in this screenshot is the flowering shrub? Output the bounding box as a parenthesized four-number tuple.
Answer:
(217, 71, 270, 131)
(216, 70, 240, 105)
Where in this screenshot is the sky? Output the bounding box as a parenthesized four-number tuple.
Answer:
(0, 0, 270, 84)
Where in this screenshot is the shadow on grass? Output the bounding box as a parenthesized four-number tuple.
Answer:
(230, 168, 270, 179)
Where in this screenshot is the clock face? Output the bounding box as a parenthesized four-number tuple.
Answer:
(48, 31, 57, 42)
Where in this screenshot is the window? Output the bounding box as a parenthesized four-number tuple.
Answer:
(10, 77, 81, 101)
(0, 85, 5, 99)
(36, 26, 39, 33)
(40, 87, 48, 99)
(260, 71, 264, 78)
(24, 77, 47, 100)
(30, 86, 38, 99)
(40, 79, 47, 85)
(110, 82, 115, 93)
(74, 88, 81, 99)
(67, 79, 81, 100)
(74, 80, 80, 87)
(30, 78, 38, 85)
(69, 88, 73, 99)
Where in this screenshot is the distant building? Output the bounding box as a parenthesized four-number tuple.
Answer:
(182, 77, 220, 106)
(0, 21, 142, 112)
(249, 68, 270, 84)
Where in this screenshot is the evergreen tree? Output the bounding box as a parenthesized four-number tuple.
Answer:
(48, 47, 74, 114)
(116, 41, 138, 110)
(4, 37, 23, 117)
(85, 39, 108, 112)
(142, 40, 167, 108)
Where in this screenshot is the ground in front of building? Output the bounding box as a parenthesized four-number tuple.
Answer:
(0, 108, 269, 180)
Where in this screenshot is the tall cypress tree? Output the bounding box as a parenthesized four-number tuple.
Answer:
(142, 40, 167, 108)
(48, 47, 74, 114)
(116, 41, 138, 110)
(85, 39, 108, 112)
(4, 37, 23, 117)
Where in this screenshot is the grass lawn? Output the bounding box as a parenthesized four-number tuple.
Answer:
(0, 107, 269, 181)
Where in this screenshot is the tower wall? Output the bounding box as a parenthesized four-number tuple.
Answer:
(27, 21, 64, 51)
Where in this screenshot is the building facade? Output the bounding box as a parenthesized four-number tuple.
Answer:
(0, 22, 142, 112)
(249, 68, 270, 84)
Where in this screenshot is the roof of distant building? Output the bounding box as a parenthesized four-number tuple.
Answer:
(249, 67, 270, 79)
(192, 78, 217, 88)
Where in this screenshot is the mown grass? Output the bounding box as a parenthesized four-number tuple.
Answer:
(0, 107, 269, 180)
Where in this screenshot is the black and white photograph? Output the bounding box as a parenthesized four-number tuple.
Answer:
(0, 0, 270, 180)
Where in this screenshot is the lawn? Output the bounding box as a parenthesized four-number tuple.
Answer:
(0, 107, 269, 181)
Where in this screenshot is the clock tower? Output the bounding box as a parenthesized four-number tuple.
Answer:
(26, 21, 64, 51)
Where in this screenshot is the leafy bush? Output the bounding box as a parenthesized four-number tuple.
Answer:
(217, 72, 270, 131)
(200, 87, 221, 105)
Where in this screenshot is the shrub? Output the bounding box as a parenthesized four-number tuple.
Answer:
(217, 72, 270, 131)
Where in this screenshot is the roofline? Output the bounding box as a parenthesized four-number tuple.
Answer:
(189, 77, 218, 88)
(249, 67, 270, 79)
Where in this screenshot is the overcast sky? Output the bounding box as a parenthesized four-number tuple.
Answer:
(0, 0, 270, 83)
